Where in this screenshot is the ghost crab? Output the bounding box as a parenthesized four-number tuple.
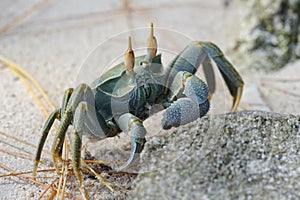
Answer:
(33, 23, 244, 186)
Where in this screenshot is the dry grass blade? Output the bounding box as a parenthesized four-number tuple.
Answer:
(0, 131, 38, 149)
(0, 168, 56, 178)
(0, 55, 55, 113)
(79, 187, 91, 200)
(0, 162, 47, 187)
(81, 159, 115, 193)
(0, 148, 33, 159)
(56, 138, 69, 200)
(0, 0, 50, 35)
(38, 177, 59, 200)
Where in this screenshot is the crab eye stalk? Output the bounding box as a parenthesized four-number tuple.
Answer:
(146, 22, 157, 60)
(125, 36, 135, 71)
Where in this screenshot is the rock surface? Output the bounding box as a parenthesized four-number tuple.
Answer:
(130, 111, 300, 200)
(233, 0, 300, 71)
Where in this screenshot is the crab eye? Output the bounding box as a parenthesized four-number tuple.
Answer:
(146, 22, 157, 59)
(124, 36, 135, 71)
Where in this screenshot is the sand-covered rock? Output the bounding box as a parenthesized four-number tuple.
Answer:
(131, 111, 300, 199)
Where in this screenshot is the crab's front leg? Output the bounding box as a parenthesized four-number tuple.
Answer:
(162, 71, 210, 129)
(116, 113, 146, 170)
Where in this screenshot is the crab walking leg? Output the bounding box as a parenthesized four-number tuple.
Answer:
(162, 71, 210, 129)
(68, 84, 111, 186)
(33, 109, 60, 177)
(51, 86, 85, 173)
(198, 41, 244, 111)
(116, 113, 146, 170)
(51, 110, 73, 173)
(72, 130, 82, 185)
(202, 57, 216, 100)
(71, 102, 87, 187)
(61, 88, 74, 116)
(55, 88, 74, 159)
(52, 84, 111, 173)
(33, 88, 74, 177)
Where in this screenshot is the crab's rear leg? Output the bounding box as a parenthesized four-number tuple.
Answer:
(54, 83, 110, 186)
(71, 101, 90, 186)
(33, 88, 73, 178)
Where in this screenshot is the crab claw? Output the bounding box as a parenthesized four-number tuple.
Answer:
(125, 36, 135, 71)
(146, 22, 157, 60)
(116, 113, 147, 171)
(118, 137, 146, 171)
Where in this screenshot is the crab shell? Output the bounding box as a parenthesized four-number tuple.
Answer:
(91, 54, 165, 121)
